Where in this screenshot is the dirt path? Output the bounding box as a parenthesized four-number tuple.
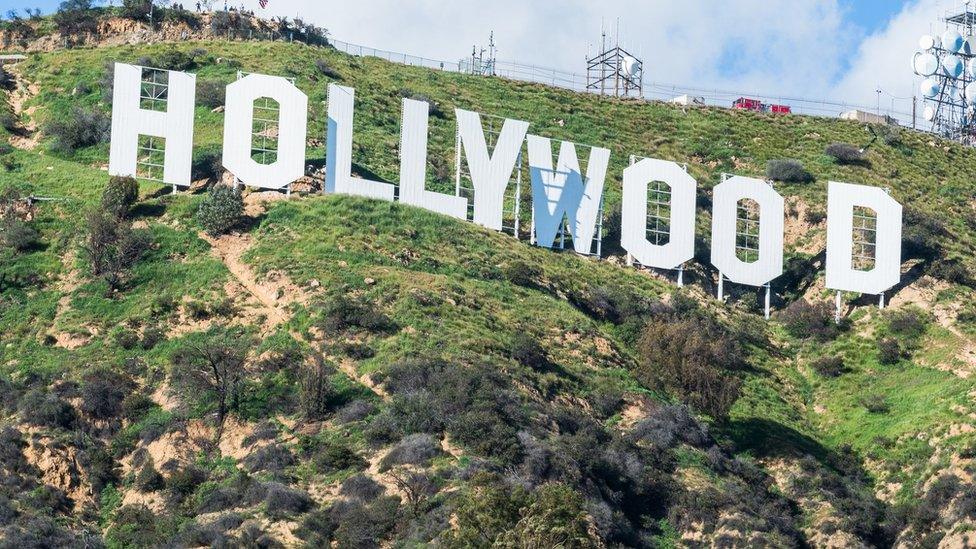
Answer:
(5, 62, 40, 150)
(200, 231, 291, 332)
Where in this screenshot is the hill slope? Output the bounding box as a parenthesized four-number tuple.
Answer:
(3, 12, 976, 548)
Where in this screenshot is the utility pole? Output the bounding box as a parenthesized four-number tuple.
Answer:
(912, 95, 917, 129)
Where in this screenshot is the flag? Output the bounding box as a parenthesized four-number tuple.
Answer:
(258, 0, 268, 7)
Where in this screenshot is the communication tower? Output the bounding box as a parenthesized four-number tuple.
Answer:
(912, 1, 976, 143)
(586, 21, 643, 98)
(461, 32, 497, 76)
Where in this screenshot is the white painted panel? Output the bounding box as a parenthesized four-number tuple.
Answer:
(825, 181, 902, 295)
(222, 73, 307, 190)
(711, 175, 784, 286)
(621, 158, 696, 269)
(324, 84, 395, 201)
(526, 135, 608, 254)
(455, 108, 529, 231)
(399, 98, 467, 219)
(108, 63, 195, 187)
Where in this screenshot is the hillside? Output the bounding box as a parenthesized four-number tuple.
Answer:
(3, 9, 976, 548)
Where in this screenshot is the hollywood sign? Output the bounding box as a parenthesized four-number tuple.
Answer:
(107, 64, 903, 311)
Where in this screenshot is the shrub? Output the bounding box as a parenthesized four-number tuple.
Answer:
(0, 66, 13, 91)
(134, 463, 164, 492)
(766, 159, 813, 183)
(501, 260, 542, 287)
(165, 465, 208, 498)
(885, 308, 928, 343)
(106, 504, 160, 548)
(53, 0, 98, 34)
(902, 206, 946, 261)
(84, 208, 151, 291)
(878, 338, 902, 365)
(337, 399, 375, 423)
(18, 389, 77, 429)
(810, 356, 845, 378)
(45, 106, 110, 154)
(636, 317, 744, 419)
(825, 142, 863, 164)
(398, 89, 445, 118)
(318, 295, 397, 334)
(311, 439, 367, 474)
(196, 80, 226, 110)
(314, 59, 342, 80)
(379, 433, 441, 471)
(510, 333, 549, 370)
(860, 394, 890, 414)
(778, 300, 846, 341)
(0, 217, 38, 252)
(102, 176, 140, 219)
(341, 474, 383, 502)
(264, 483, 314, 519)
(244, 444, 295, 473)
(197, 185, 243, 236)
(120, 0, 152, 21)
(298, 354, 336, 420)
(80, 369, 134, 420)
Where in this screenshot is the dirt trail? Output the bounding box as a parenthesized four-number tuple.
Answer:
(200, 231, 291, 332)
(5, 62, 40, 150)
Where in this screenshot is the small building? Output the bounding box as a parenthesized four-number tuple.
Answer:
(840, 109, 897, 125)
(671, 94, 705, 106)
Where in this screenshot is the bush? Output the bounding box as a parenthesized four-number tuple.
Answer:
(314, 59, 342, 80)
(635, 317, 744, 419)
(101, 176, 140, 219)
(341, 474, 383, 502)
(84, 208, 151, 290)
(810, 356, 845, 378)
(1, 217, 38, 252)
(318, 295, 397, 334)
(18, 389, 77, 429)
(134, 463, 164, 492)
(337, 400, 375, 423)
(80, 369, 134, 420)
(379, 433, 442, 471)
(242, 445, 295, 474)
(510, 333, 549, 370)
(298, 354, 336, 420)
(120, 0, 152, 21)
(197, 185, 243, 236)
(398, 89, 445, 118)
(311, 439, 367, 474)
(878, 338, 902, 365)
(196, 80, 226, 110)
(53, 0, 98, 34)
(45, 106, 110, 154)
(825, 142, 864, 164)
(885, 308, 928, 343)
(106, 504, 160, 548)
(766, 159, 813, 183)
(860, 394, 890, 414)
(0, 66, 13, 91)
(264, 483, 314, 519)
(501, 260, 542, 287)
(778, 300, 846, 341)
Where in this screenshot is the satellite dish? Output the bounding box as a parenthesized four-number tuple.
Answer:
(919, 34, 938, 50)
(923, 105, 936, 121)
(963, 35, 976, 55)
(944, 30, 965, 52)
(966, 82, 976, 104)
(943, 55, 965, 78)
(921, 78, 941, 98)
(913, 52, 940, 76)
(622, 56, 641, 77)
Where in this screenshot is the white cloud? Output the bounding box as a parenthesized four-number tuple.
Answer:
(234, 0, 949, 119)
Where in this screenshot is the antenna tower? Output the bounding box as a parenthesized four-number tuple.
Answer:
(913, 1, 976, 143)
(586, 19, 643, 98)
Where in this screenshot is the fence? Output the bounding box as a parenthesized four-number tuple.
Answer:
(327, 37, 916, 126)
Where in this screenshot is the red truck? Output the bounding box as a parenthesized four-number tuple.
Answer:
(732, 97, 791, 114)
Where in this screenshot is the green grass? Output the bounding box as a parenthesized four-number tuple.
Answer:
(6, 36, 976, 517)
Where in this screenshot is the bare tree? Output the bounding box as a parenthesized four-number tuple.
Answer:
(170, 327, 251, 441)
